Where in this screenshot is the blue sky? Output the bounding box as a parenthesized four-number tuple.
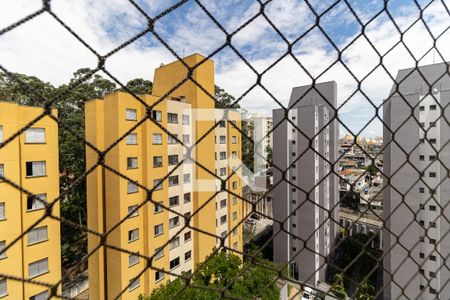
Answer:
(1, 0, 449, 137)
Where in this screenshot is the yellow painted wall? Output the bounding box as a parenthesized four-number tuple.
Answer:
(0, 101, 61, 299)
(86, 54, 244, 299)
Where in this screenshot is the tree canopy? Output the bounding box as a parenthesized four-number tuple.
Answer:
(142, 251, 281, 300)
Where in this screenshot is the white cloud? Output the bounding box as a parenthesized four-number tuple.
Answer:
(0, 0, 448, 138)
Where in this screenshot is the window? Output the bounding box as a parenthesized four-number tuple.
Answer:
(0, 278, 6, 297)
(183, 134, 190, 144)
(129, 277, 140, 291)
(29, 290, 49, 300)
(429, 271, 436, 278)
(170, 257, 180, 269)
(233, 242, 238, 250)
(430, 221, 436, 228)
(219, 136, 226, 144)
(154, 202, 163, 214)
(28, 226, 48, 245)
(430, 105, 437, 110)
(232, 181, 237, 190)
(232, 197, 237, 205)
(184, 231, 192, 242)
(419, 138, 424, 144)
(220, 215, 227, 224)
(169, 196, 179, 207)
(419, 106, 425, 111)
(126, 133, 138, 145)
(152, 133, 162, 145)
(0, 126, 2, 143)
(292, 152, 296, 157)
(232, 136, 237, 144)
(154, 247, 164, 260)
(430, 255, 436, 261)
(184, 173, 191, 183)
(0, 241, 5, 259)
(27, 194, 47, 211)
(169, 175, 179, 186)
(232, 211, 238, 220)
(419, 155, 425, 161)
(221, 231, 227, 238)
(127, 157, 138, 169)
(220, 199, 227, 209)
(155, 270, 164, 282)
(419, 252, 424, 258)
(420, 236, 424, 242)
(184, 193, 191, 203)
(128, 205, 139, 217)
(419, 187, 425, 193)
(419, 204, 424, 209)
(154, 224, 164, 236)
(429, 155, 437, 160)
(168, 155, 179, 165)
(25, 128, 45, 144)
(169, 216, 180, 229)
(429, 172, 436, 178)
(419, 220, 424, 226)
(429, 205, 437, 211)
(0, 164, 3, 179)
(232, 151, 237, 159)
(153, 179, 163, 191)
(29, 258, 49, 278)
(153, 156, 163, 168)
(127, 182, 138, 194)
(170, 236, 180, 250)
(219, 152, 226, 160)
(419, 268, 424, 275)
(168, 134, 178, 144)
(218, 120, 226, 128)
(182, 115, 190, 125)
(0, 203, 4, 220)
(232, 228, 237, 236)
(26, 161, 46, 177)
(129, 254, 139, 267)
(128, 229, 139, 242)
(429, 138, 437, 144)
(429, 121, 436, 127)
(152, 110, 162, 122)
(126, 108, 137, 121)
(430, 238, 436, 244)
(419, 285, 424, 291)
(185, 250, 192, 261)
(167, 113, 178, 124)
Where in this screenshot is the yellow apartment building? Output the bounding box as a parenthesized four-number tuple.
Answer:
(85, 54, 243, 299)
(0, 102, 61, 300)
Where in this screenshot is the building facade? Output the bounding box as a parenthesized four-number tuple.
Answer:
(247, 112, 273, 173)
(86, 54, 243, 300)
(0, 102, 61, 299)
(272, 81, 339, 285)
(383, 62, 450, 299)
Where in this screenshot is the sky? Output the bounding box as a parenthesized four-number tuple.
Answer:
(0, 0, 449, 137)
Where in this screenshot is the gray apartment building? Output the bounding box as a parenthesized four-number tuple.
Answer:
(272, 81, 339, 285)
(383, 62, 450, 299)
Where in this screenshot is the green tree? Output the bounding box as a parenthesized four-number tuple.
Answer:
(214, 85, 240, 109)
(355, 278, 375, 300)
(121, 78, 153, 94)
(242, 120, 254, 171)
(330, 273, 347, 299)
(266, 145, 273, 167)
(144, 251, 280, 300)
(365, 164, 378, 177)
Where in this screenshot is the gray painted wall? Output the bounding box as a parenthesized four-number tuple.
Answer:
(273, 81, 338, 286)
(383, 62, 450, 299)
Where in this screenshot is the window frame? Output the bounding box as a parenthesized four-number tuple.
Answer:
(125, 108, 137, 121)
(28, 258, 49, 279)
(25, 161, 46, 178)
(25, 128, 46, 144)
(126, 133, 138, 145)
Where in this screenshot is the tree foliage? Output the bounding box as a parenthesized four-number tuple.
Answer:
(242, 120, 254, 172)
(121, 78, 153, 94)
(214, 85, 240, 109)
(355, 278, 375, 300)
(330, 273, 347, 299)
(143, 251, 281, 300)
